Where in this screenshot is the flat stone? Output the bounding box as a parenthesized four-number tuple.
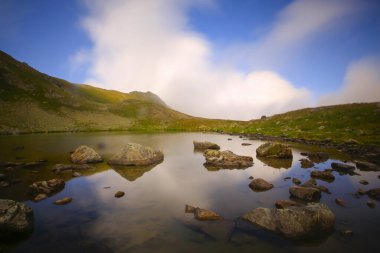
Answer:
(54, 197, 72, 205)
(331, 162, 355, 173)
(310, 170, 335, 181)
(203, 149, 253, 169)
(194, 208, 222, 221)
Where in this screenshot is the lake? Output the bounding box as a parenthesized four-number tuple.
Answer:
(0, 132, 379, 253)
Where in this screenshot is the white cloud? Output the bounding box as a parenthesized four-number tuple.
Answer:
(73, 0, 364, 120)
(319, 57, 380, 105)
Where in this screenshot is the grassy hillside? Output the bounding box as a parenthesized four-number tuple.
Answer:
(0, 50, 379, 145)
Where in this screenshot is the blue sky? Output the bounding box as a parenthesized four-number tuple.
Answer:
(1, 0, 380, 119)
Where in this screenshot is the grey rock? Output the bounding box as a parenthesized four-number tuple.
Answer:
(203, 150, 253, 169)
(108, 143, 164, 166)
(193, 141, 220, 150)
(256, 143, 293, 159)
(331, 162, 355, 173)
(241, 203, 335, 239)
(249, 178, 273, 192)
(29, 178, 65, 198)
(356, 161, 379, 171)
(70, 145, 102, 164)
(289, 186, 321, 201)
(0, 199, 34, 238)
(51, 163, 93, 174)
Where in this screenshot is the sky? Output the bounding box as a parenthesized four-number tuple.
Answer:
(1, 0, 380, 120)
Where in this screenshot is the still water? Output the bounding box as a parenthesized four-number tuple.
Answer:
(0, 132, 379, 253)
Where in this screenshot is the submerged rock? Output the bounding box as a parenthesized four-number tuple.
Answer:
(367, 200, 376, 208)
(331, 162, 355, 173)
(108, 143, 164, 166)
(29, 179, 65, 198)
(194, 208, 222, 221)
(241, 143, 252, 146)
(289, 186, 321, 201)
(366, 188, 380, 200)
(335, 198, 346, 207)
(249, 178, 273, 192)
(359, 179, 369, 185)
(275, 200, 300, 209)
(310, 170, 335, 181)
(70, 145, 102, 164)
(51, 163, 94, 174)
(203, 150, 253, 169)
(0, 199, 34, 238)
(241, 203, 335, 239)
(356, 161, 379, 171)
(340, 229, 353, 237)
(300, 158, 314, 168)
(256, 143, 293, 159)
(193, 141, 220, 150)
(305, 152, 329, 163)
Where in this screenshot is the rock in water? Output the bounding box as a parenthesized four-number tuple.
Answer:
(292, 178, 302, 185)
(289, 186, 321, 201)
(256, 143, 293, 159)
(70, 145, 102, 164)
(241, 203, 335, 239)
(203, 150, 253, 169)
(0, 199, 34, 238)
(249, 178, 274, 191)
(335, 198, 346, 207)
(114, 191, 125, 198)
(51, 164, 94, 174)
(194, 208, 222, 221)
(311, 170, 335, 181)
(366, 188, 380, 200)
(300, 158, 314, 168)
(108, 143, 164, 166)
(185, 204, 196, 213)
(29, 178, 65, 198)
(331, 162, 355, 173)
(356, 161, 379, 171)
(275, 200, 300, 209)
(193, 141, 220, 150)
(54, 197, 72, 205)
(305, 152, 329, 163)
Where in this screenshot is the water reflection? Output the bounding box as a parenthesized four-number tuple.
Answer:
(111, 164, 158, 181)
(256, 157, 293, 169)
(0, 132, 379, 253)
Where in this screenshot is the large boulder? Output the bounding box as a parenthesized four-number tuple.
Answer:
(249, 178, 273, 192)
(241, 203, 335, 239)
(256, 143, 293, 159)
(108, 143, 164, 166)
(51, 163, 94, 174)
(203, 150, 253, 169)
(70, 145, 102, 164)
(29, 178, 65, 199)
(289, 186, 321, 201)
(193, 141, 220, 150)
(0, 199, 34, 238)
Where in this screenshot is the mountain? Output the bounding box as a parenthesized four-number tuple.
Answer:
(0, 50, 208, 134)
(0, 50, 379, 145)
